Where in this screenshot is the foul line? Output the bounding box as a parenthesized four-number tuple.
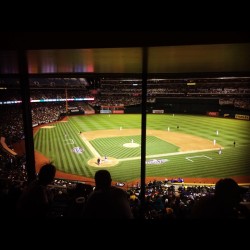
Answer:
(69, 119, 101, 158)
(118, 148, 218, 162)
(80, 135, 100, 157)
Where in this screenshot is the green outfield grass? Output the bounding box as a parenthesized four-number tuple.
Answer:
(33, 114, 250, 182)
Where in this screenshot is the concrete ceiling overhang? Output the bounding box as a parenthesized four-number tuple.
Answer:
(0, 32, 250, 76)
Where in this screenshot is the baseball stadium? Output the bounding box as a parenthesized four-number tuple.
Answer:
(1, 32, 250, 219)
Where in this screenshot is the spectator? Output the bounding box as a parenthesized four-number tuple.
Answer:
(84, 170, 133, 219)
(191, 178, 243, 219)
(16, 163, 56, 218)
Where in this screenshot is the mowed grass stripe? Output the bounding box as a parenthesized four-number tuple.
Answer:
(72, 114, 142, 131)
(48, 130, 54, 156)
(48, 124, 78, 174)
(56, 124, 72, 172)
(51, 123, 94, 174)
(52, 125, 65, 170)
(41, 129, 47, 154)
(34, 130, 42, 150)
(57, 122, 84, 174)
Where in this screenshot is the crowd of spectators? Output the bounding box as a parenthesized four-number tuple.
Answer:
(1, 79, 250, 109)
(0, 171, 249, 219)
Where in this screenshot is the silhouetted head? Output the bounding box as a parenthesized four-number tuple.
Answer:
(95, 170, 112, 190)
(215, 178, 241, 206)
(38, 163, 56, 185)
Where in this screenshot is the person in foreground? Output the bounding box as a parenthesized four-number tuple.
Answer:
(16, 163, 56, 218)
(191, 178, 249, 219)
(84, 170, 133, 219)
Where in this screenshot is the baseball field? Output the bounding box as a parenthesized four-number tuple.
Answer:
(33, 114, 250, 184)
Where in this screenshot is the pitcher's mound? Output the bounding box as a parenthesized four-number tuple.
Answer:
(88, 157, 119, 167)
(123, 143, 140, 148)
